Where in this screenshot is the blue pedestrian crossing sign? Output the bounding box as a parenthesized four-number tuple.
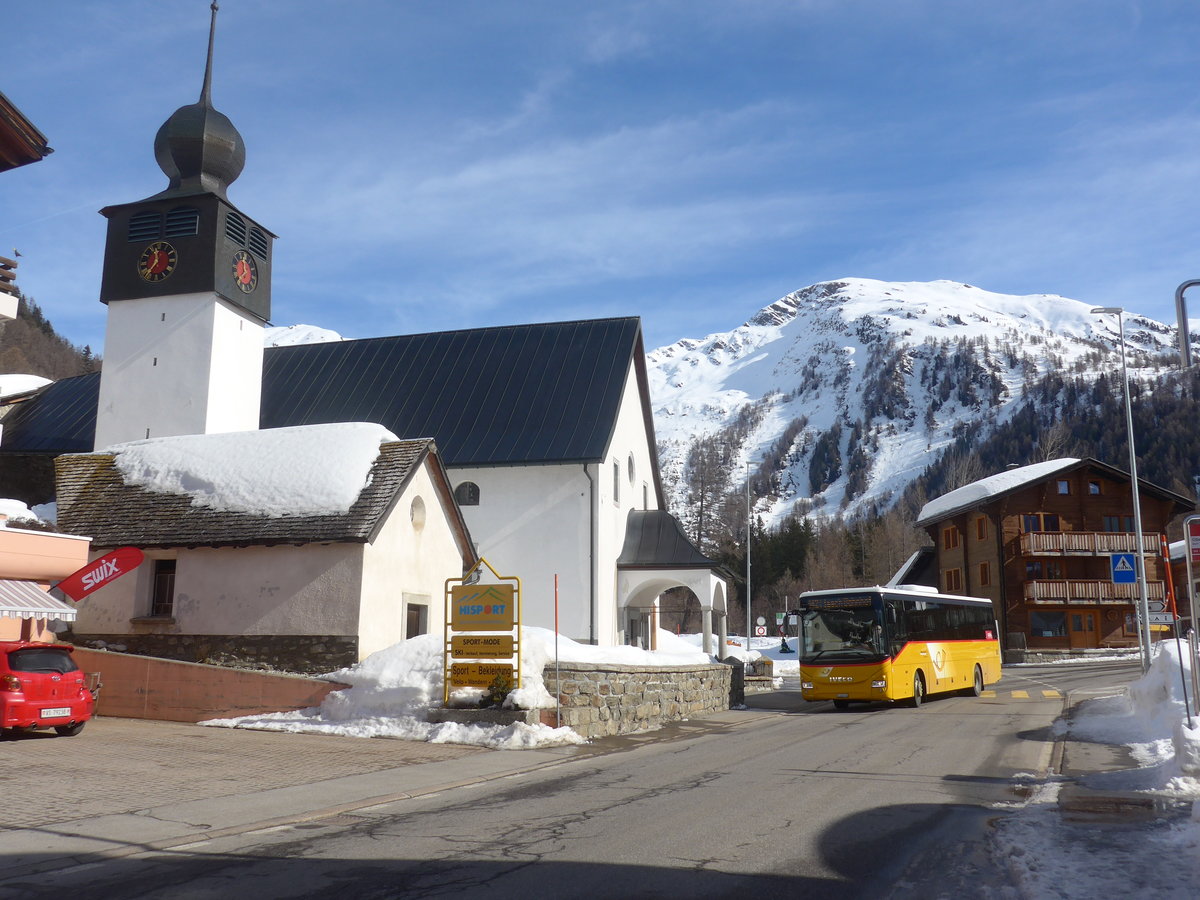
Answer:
(1110, 553, 1137, 584)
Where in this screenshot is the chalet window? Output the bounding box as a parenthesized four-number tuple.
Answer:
(1103, 515, 1134, 532)
(1030, 611, 1067, 637)
(942, 527, 961, 550)
(150, 559, 176, 618)
(944, 568, 963, 592)
(1088, 480, 1102, 495)
(1025, 560, 1063, 580)
(454, 482, 480, 506)
(1022, 513, 1060, 533)
(975, 516, 988, 541)
(1056, 479, 1071, 495)
(978, 562, 991, 586)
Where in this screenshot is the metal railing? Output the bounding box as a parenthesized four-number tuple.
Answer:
(1023, 579, 1166, 604)
(1018, 531, 1161, 556)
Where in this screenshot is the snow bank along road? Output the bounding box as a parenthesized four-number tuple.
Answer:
(0, 663, 1121, 899)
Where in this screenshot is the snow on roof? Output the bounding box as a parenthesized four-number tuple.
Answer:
(0, 374, 51, 400)
(917, 458, 1081, 525)
(0, 498, 40, 524)
(263, 324, 344, 347)
(108, 423, 400, 517)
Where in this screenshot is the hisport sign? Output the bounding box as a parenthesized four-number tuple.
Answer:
(450, 584, 515, 631)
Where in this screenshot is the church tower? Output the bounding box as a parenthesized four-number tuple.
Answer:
(93, 2, 274, 449)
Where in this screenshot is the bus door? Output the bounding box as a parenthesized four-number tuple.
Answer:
(885, 597, 913, 692)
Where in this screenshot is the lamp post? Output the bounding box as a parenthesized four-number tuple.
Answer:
(1091, 307, 1153, 671)
(745, 458, 752, 657)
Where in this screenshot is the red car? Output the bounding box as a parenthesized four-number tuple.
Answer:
(0, 641, 98, 738)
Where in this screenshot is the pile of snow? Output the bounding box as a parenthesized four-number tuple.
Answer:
(264, 324, 344, 347)
(991, 642, 1200, 897)
(203, 627, 713, 749)
(0, 374, 50, 400)
(105, 422, 398, 517)
(0, 498, 50, 526)
(1069, 640, 1200, 792)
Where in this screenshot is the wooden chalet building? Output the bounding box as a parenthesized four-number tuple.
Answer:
(915, 458, 1194, 654)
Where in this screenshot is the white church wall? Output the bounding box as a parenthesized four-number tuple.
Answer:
(94, 292, 263, 449)
(450, 462, 592, 642)
(450, 361, 662, 647)
(359, 460, 463, 658)
(596, 362, 661, 645)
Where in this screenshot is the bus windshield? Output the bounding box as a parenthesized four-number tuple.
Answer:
(800, 595, 885, 662)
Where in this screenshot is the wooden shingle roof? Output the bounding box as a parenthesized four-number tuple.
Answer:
(55, 439, 440, 551)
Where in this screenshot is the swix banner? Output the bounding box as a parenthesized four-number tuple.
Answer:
(57, 547, 145, 602)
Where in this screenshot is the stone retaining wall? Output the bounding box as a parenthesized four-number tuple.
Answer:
(63, 631, 357, 675)
(542, 661, 732, 739)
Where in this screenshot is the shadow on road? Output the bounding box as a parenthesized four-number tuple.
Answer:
(0, 803, 1004, 900)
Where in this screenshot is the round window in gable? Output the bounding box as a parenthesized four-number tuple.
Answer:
(627, 453, 636, 485)
(410, 496, 427, 531)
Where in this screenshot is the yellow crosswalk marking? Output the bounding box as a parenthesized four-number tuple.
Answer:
(980, 690, 997, 698)
(1011, 690, 1029, 698)
(1042, 690, 1062, 699)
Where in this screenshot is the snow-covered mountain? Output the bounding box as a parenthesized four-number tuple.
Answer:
(647, 278, 1181, 529)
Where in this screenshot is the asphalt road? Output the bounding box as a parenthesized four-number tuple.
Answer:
(1, 661, 1139, 900)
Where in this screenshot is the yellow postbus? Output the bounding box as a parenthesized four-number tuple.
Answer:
(796, 586, 1001, 709)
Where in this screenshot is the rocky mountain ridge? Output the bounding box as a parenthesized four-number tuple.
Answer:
(646, 278, 1184, 534)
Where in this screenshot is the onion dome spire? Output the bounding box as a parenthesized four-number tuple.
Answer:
(151, 2, 245, 199)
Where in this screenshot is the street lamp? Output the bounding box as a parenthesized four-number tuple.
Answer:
(1091, 306, 1153, 671)
(735, 457, 751, 655)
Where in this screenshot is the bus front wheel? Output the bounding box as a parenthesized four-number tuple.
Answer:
(910, 672, 925, 708)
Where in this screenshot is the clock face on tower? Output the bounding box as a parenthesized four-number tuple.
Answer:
(137, 241, 177, 282)
(232, 249, 258, 293)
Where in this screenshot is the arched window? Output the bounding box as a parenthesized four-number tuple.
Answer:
(248, 227, 269, 258)
(455, 482, 480, 506)
(225, 211, 247, 244)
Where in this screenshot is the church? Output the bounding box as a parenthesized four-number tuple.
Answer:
(0, 8, 731, 670)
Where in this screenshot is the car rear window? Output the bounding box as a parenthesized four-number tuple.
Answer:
(7, 648, 79, 674)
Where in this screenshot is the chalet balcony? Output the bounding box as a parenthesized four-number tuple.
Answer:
(1023, 579, 1166, 605)
(1018, 532, 1161, 557)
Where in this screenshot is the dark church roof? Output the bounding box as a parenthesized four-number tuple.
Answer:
(2, 317, 662, 497)
(54, 439, 473, 553)
(616, 509, 725, 572)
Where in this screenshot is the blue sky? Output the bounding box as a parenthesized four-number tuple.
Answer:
(5, 1, 1200, 353)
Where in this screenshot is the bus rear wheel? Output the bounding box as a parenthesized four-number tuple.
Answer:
(910, 672, 925, 708)
(963, 665, 984, 698)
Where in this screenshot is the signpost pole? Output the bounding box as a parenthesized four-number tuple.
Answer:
(555, 573, 560, 728)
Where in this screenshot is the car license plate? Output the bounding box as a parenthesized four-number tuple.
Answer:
(40, 707, 70, 719)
